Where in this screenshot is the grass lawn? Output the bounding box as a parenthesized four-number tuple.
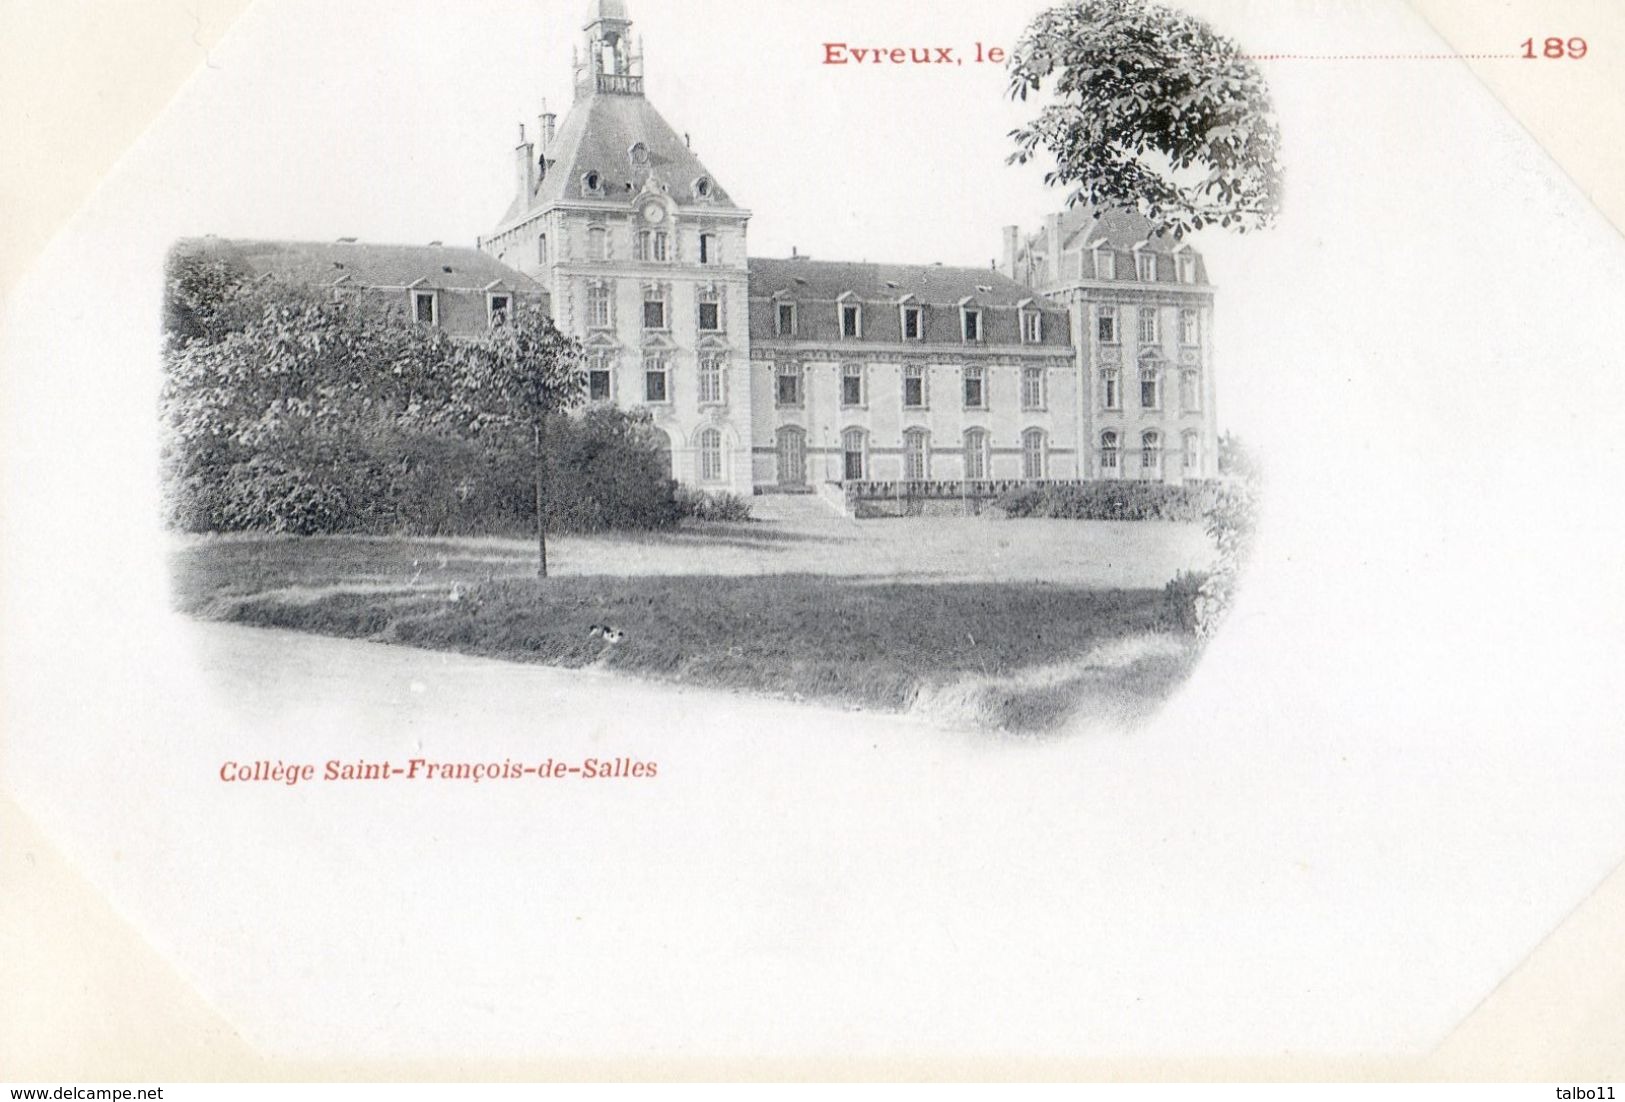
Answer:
(170, 512, 1215, 731)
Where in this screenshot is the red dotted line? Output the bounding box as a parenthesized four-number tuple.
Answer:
(1239, 53, 1520, 60)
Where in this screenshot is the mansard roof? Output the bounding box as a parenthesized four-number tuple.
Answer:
(747, 257, 1054, 307)
(1056, 204, 1194, 253)
(173, 236, 545, 292)
(500, 90, 737, 226)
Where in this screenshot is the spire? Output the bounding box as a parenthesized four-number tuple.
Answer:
(575, 0, 642, 99)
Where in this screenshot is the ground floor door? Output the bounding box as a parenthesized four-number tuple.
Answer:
(777, 427, 806, 487)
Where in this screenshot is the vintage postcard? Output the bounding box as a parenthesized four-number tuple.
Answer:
(3, 0, 1624, 1085)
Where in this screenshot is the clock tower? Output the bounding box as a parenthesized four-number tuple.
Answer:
(479, 0, 755, 493)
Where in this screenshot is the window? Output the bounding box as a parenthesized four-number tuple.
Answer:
(1140, 365, 1161, 409)
(1180, 368, 1200, 411)
(841, 363, 863, 407)
(487, 293, 510, 325)
(1102, 367, 1121, 410)
(697, 289, 721, 332)
(962, 365, 986, 410)
(776, 361, 802, 408)
(587, 355, 613, 402)
(1180, 308, 1198, 345)
(842, 428, 866, 481)
(643, 356, 669, 403)
(634, 231, 650, 261)
(699, 233, 718, 265)
(1020, 310, 1042, 343)
(1141, 431, 1162, 472)
(412, 290, 437, 325)
(776, 301, 796, 336)
(643, 288, 666, 330)
(698, 355, 725, 405)
(583, 170, 602, 194)
(1100, 431, 1119, 471)
(1021, 365, 1045, 410)
(903, 364, 926, 408)
(1097, 306, 1118, 344)
(904, 428, 930, 480)
(962, 307, 982, 343)
(1138, 307, 1159, 345)
(1094, 248, 1116, 280)
(697, 428, 723, 482)
(694, 176, 712, 199)
(901, 304, 922, 340)
(1178, 253, 1197, 284)
(963, 428, 990, 481)
(586, 284, 611, 328)
(841, 302, 862, 338)
(537, 234, 548, 265)
(1183, 431, 1201, 473)
(1022, 428, 1046, 480)
(653, 231, 669, 262)
(1136, 252, 1157, 282)
(587, 226, 608, 260)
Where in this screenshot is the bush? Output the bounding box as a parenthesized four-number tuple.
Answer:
(1162, 569, 1209, 633)
(1192, 478, 1259, 637)
(996, 480, 1224, 522)
(675, 488, 753, 522)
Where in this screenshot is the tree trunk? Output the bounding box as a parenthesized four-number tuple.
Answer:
(533, 417, 549, 578)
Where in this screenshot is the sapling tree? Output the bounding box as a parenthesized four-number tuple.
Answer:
(440, 305, 585, 577)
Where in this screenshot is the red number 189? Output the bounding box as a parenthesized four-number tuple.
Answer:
(1521, 36, 1588, 58)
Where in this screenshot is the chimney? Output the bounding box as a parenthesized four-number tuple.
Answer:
(1001, 225, 1020, 280)
(515, 123, 536, 208)
(1044, 213, 1064, 284)
(537, 101, 557, 152)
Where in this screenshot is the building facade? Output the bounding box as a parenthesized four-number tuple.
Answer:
(185, 0, 1219, 499)
(478, 0, 1219, 495)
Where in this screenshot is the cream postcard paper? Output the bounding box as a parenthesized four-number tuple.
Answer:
(4, 0, 1625, 1080)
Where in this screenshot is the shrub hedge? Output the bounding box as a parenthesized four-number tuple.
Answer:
(995, 480, 1225, 522)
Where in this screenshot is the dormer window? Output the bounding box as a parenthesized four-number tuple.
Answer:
(900, 302, 923, 340)
(1177, 252, 1197, 284)
(628, 142, 649, 166)
(1093, 247, 1116, 281)
(487, 292, 511, 325)
(775, 301, 796, 336)
(1136, 251, 1157, 282)
(694, 176, 713, 199)
(840, 300, 862, 339)
(582, 170, 603, 195)
(412, 290, 438, 325)
(1020, 309, 1042, 343)
(960, 305, 982, 343)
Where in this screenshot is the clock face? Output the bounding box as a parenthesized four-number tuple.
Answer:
(641, 203, 665, 224)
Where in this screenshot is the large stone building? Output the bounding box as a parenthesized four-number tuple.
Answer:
(477, 0, 1218, 496)
(182, 0, 1219, 501)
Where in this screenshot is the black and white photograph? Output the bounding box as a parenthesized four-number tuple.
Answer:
(4, 0, 1625, 1088)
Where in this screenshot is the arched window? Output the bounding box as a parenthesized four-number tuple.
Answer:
(1022, 428, 1046, 481)
(1182, 431, 1201, 474)
(1100, 430, 1119, 473)
(963, 428, 990, 481)
(842, 428, 867, 481)
(903, 428, 930, 481)
(1141, 430, 1162, 473)
(647, 427, 672, 479)
(1140, 363, 1161, 409)
(698, 428, 723, 483)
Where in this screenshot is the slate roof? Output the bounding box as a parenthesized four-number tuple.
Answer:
(747, 258, 1046, 306)
(171, 237, 544, 291)
(1054, 204, 1191, 252)
(499, 90, 737, 227)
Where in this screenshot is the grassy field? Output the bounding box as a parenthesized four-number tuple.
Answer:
(170, 510, 1215, 731)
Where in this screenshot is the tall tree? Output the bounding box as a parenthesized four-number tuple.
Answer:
(441, 305, 585, 577)
(1006, 0, 1282, 236)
